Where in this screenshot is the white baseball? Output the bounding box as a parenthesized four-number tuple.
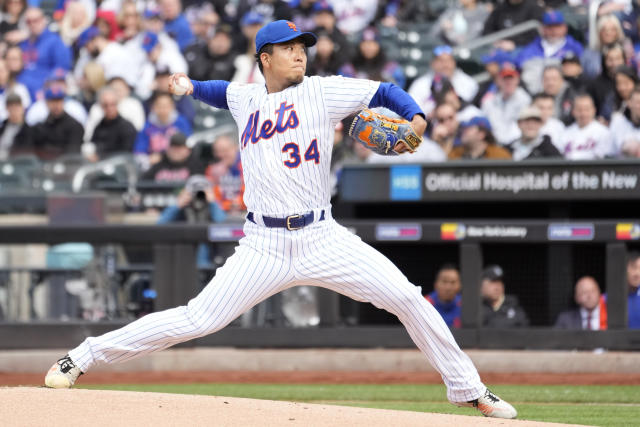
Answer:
(174, 76, 190, 96)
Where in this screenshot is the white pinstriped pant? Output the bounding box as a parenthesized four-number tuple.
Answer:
(69, 217, 485, 402)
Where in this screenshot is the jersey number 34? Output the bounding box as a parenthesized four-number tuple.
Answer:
(282, 138, 319, 168)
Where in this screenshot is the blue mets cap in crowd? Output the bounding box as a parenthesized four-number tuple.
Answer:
(433, 45, 453, 57)
(255, 20, 317, 54)
(312, 0, 334, 14)
(543, 10, 565, 25)
(481, 49, 511, 65)
(45, 86, 65, 100)
(141, 31, 159, 53)
(241, 10, 265, 27)
(77, 26, 100, 48)
(47, 67, 67, 82)
(460, 116, 492, 132)
(144, 8, 161, 19)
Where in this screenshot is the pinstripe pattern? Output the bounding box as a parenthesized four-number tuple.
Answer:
(67, 75, 486, 403)
(226, 76, 378, 216)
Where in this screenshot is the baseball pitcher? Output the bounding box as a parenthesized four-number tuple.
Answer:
(45, 20, 516, 419)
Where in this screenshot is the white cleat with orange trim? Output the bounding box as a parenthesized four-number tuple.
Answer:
(44, 355, 83, 389)
(454, 389, 517, 419)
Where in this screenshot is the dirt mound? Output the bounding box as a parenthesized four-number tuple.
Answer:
(1, 387, 578, 427)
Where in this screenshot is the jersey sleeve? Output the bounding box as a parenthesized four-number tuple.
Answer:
(320, 76, 380, 123)
(225, 82, 256, 123)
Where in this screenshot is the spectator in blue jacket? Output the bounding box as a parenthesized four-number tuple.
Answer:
(425, 264, 462, 328)
(625, 251, 640, 329)
(19, 7, 71, 101)
(159, 0, 194, 51)
(134, 91, 192, 168)
(517, 11, 584, 95)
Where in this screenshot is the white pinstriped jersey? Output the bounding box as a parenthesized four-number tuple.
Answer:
(66, 74, 488, 406)
(226, 76, 379, 215)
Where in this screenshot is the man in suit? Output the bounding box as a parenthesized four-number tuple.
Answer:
(555, 276, 607, 329)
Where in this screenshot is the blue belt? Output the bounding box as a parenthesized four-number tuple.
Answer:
(247, 210, 325, 231)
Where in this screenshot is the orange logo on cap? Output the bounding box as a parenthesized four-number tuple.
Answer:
(287, 22, 298, 31)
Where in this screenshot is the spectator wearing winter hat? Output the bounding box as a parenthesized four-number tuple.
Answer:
(409, 45, 478, 116)
(481, 62, 531, 146)
(448, 116, 512, 160)
(94, 9, 123, 41)
(516, 10, 584, 95)
(31, 86, 84, 160)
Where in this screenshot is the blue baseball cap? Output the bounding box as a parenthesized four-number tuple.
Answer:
(481, 49, 511, 65)
(47, 67, 67, 82)
(360, 27, 379, 43)
(45, 86, 65, 100)
(312, 0, 334, 14)
(543, 10, 565, 26)
(241, 11, 265, 27)
(433, 45, 453, 57)
(143, 8, 161, 19)
(460, 116, 492, 132)
(77, 26, 100, 48)
(255, 20, 317, 54)
(141, 31, 159, 53)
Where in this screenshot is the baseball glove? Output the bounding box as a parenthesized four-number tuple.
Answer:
(348, 109, 422, 155)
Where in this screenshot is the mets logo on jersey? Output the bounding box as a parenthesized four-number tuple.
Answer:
(241, 101, 300, 148)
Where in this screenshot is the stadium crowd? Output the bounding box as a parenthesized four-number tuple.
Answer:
(0, 1, 639, 190)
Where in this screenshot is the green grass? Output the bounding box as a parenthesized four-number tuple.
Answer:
(80, 384, 640, 426)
